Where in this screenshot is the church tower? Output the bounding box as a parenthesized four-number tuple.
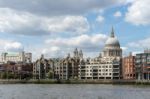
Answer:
(74, 48, 78, 58)
(79, 50, 83, 59)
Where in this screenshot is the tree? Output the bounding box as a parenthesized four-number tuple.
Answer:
(47, 70, 54, 79)
(7, 72, 14, 79)
(0, 72, 7, 79)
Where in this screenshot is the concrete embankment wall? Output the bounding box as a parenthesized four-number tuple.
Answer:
(0, 79, 150, 85)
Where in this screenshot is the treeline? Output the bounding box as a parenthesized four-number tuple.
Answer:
(0, 72, 32, 79)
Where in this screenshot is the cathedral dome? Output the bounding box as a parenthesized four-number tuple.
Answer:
(102, 27, 122, 58)
(105, 28, 120, 47)
(105, 37, 120, 47)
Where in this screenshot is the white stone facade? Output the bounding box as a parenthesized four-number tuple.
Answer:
(0, 51, 32, 63)
(78, 57, 121, 79)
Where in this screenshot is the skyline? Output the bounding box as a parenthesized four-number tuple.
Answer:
(0, 0, 149, 60)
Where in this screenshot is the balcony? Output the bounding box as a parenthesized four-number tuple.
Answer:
(113, 69, 119, 73)
(113, 65, 119, 68)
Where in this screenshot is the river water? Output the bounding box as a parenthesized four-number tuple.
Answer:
(0, 84, 149, 99)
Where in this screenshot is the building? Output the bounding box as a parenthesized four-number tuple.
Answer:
(123, 53, 135, 80)
(135, 50, 150, 80)
(33, 55, 54, 79)
(24, 53, 32, 63)
(78, 28, 122, 80)
(33, 48, 83, 80)
(0, 51, 32, 63)
(0, 62, 33, 79)
(54, 48, 83, 80)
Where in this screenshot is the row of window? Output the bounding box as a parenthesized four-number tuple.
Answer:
(85, 65, 112, 68)
(85, 69, 112, 72)
(86, 73, 112, 76)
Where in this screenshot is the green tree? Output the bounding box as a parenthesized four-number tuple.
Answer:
(0, 72, 7, 79)
(47, 70, 54, 79)
(7, 72, 15, 79)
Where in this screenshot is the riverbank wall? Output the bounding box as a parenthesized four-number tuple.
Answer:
(0, 79, 150, 85)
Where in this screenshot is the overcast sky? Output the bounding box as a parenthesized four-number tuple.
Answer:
(0, 0, 150, 60)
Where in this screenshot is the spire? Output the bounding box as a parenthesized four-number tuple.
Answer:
(75, 48, 78, 51)
(67, 53, 70, 58)
(74, 48, 78, 58)
(79, 49, 82, 53)
(74, 48, 78, 53)
(79, 49, 83, 59)
(41, 54, 44, 59)
(110, 26, 115, 38)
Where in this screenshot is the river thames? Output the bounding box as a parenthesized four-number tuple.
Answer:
(0, 84, 149, 99)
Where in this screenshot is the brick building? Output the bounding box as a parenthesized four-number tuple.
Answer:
(123, 53, 135, 80)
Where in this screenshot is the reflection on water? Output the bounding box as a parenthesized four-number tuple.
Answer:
(0, 84, 149, 99)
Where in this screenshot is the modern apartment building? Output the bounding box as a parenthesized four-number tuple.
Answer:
(54, 48, 83, 80)
(135, 50, 150, 80)
(33, 55, 54, 79)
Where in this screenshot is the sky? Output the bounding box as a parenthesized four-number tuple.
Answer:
(0, 0, 150, 60)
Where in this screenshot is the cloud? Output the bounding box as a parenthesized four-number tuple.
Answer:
(132, 51, 142, 56)
(125, 0, 150, 25)
(114, 11, 122, 17)
(0, 0, 129, 36)
(43, 16, 89, 35)
(122, 37, 150, 56)
(0, 0, 127, 16)
(0, 8, 89, 35)
(45, 34, 107, 49)
(0, 0, 134, 60)
(121, 47, 129, 56)
(0, 39, 23, 52)
(4, 42, 23, 52)
(0, 8, 48, 35)
(121, 47, 128, 51)
(45, 33, 108, 58)
(42, 46, 60, 54)
(96, 15, 104, 23)
(42, 46, 61, 58)
(126, 37, 150, 56)
(128, 37, 150, 48)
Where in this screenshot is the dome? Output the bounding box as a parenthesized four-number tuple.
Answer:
(105, 37, 120, 47)
(105, 27, 120, 47)
(102, 27, 122, 58)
